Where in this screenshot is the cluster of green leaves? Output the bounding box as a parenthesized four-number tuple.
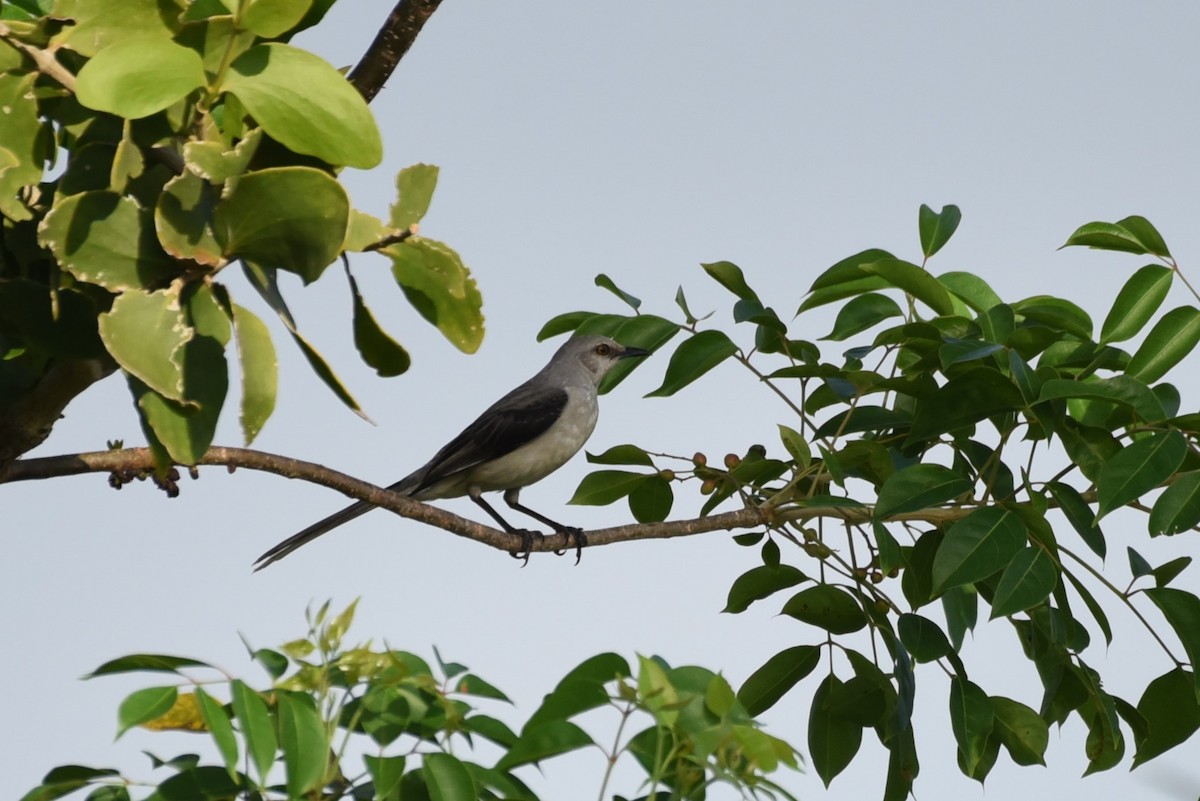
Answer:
(549, 207, 1200, 798)
(20, 601, 800, 801)
(0, 0, 483, 468)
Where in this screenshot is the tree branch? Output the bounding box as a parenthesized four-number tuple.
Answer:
(349, 0, 445, 103)
(0, 22, 77, 92)
(0, 358, 116, 472)
(0, 446, 983, 562)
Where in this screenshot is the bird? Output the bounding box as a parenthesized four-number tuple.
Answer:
(253, 334, 649, 570)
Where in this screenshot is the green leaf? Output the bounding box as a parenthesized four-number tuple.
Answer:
(194, 688, 238, 779)
(230, 303, 277, 445)
(777, 424, 811, 467)
(276, 691, 328, 798)
(1145, 589, 1200, 701)
(452, 674, 511, 702)
(535, 310, 595, 340)
(808, 248, 897, 291)
(76, 37, 205, 119)
(85, 654, 212, 678)
(222, 43, 382, 168)
(1099, 264, 1173, 344)
(1096, 430, 1187, 520)
(918, 203, 962, 259)
(938, 271, 1003, 314)
(1013, 295, 1093, 339)
(1125, 306, 1200, 384)
(1062, 216, 1171, 256)
(628, 474, 672, 523)
(941, 585, 979, 651)
(230, 680, 276, 784)
(991, 696, 1048, 766)
(568, 470, 645, 506)
(938, 340, 1004, 368)
(883, 726, 920, 801)
(363, 755, 406, 800)
(117, 686, 177, 738)
(495, 721, 594, 770)
(782, 585, 867, 634)
(636, 655, 679, 727)
(808, 674, 862, 786)
(1128, 546, 1153, 579)
(182, 128, 262, 183)
(346, 269, 410, 377)
(239, 0, 311, 37)
(100, 289, 190, 401)
(1047, 481, 1105, 557)
(155, 766, 241, 800)
(644, 329, 737, 397)
(1133, 668, 1200, 766)
(861, 258, 956, 315)
(594, 273, 641, 310)
(1037, 376, 1165, 424)
(84, 786, 131, 801)
(704, 673, 738, 720)
(1062, 569, 1114, 646)
(1149, 471, 1200, 536)
(386, 238, 485, 354)
(110, 130, 144, 194)
(874, 464, 971, 520)
(1117, 215, 1172, 257)
(423, 753, 475, 801)
(738, 645, 820, 716)
(978, 303, 1015, 345)
(821, 293, 904, 341)
(874, 523, 903, 574)
(155, 171, 222, 267)
(129, 333, 228, 465)
(989, 547, 1057, 618)
(214, 167, 349, 284)
(896, 613, 951, 663)
(1152, 556, 1192, 588)
(54, 0, 179, 56)
(723, 564, 807, 614)
(41, 191, 175, 292)
(464, 715, 517, 748)
(586, 443, 653, 466)
(0, 72, 44, 221)
(949, 678, 994, 778)
(701, 260, 760, 302)
(906, 368, 1024, 445)
(390, 163, 440, 229)
(932, 507, 1026, 594)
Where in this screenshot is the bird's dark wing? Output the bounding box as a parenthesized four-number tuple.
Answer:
(399, 383, 569, 494)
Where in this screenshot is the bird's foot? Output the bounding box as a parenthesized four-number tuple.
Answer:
(552, 527, 587, 565)
(507, 529, 544, 566)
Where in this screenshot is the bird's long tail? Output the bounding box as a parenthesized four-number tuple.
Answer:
(252, 500, 374, 571)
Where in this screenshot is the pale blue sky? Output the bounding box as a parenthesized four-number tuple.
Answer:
(6, 3, 1200, 800)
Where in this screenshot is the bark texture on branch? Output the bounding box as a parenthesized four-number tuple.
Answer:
(0, 358, 115, 472)
(350, 0, 445, 103)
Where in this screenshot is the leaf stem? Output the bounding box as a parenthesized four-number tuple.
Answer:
(1057, 543, 1183, 665)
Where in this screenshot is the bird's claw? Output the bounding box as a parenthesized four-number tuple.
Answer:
(507, 529, 544, 566)
(552, 527, 587, 565)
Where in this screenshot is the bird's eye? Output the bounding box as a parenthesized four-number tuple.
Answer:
(595, 343, 612, 356)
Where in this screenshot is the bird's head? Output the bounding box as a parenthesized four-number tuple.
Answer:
(560, 334, 649, 385)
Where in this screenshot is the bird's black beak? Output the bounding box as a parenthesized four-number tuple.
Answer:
(619, 346, 650, 360)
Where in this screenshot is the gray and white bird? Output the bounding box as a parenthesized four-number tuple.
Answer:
(253, 334, 648, 570)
